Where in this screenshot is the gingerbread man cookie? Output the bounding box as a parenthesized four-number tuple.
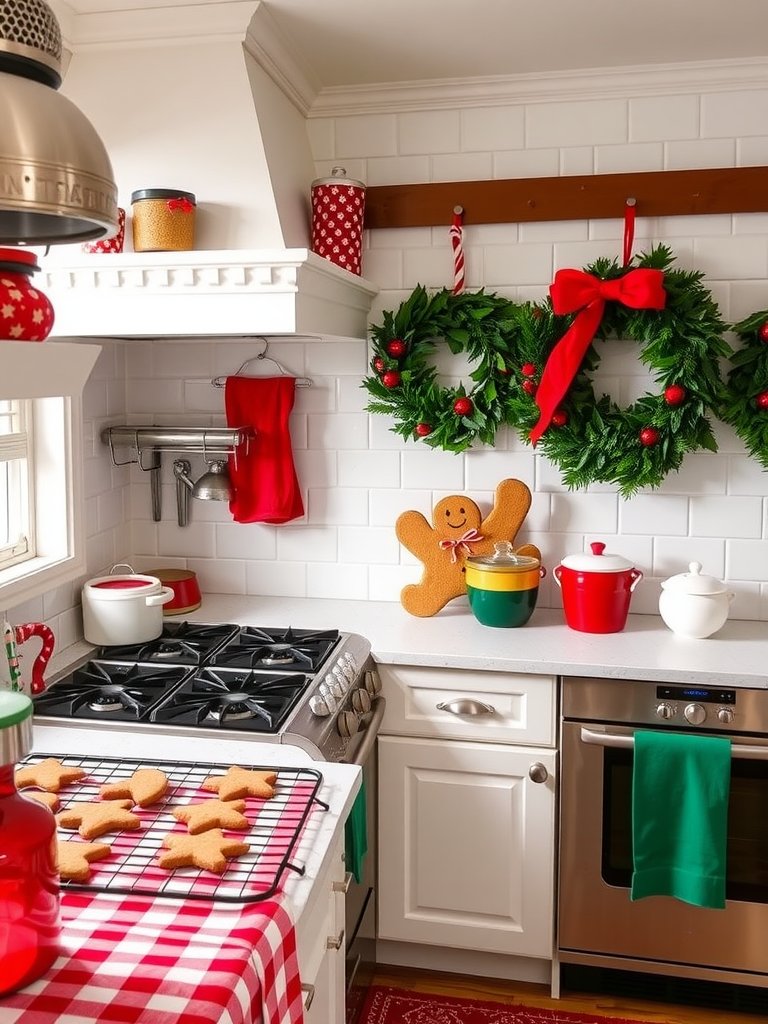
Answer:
(396, 478, 541, 617)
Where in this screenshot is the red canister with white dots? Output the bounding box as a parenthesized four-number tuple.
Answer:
(311, 166, 366, 276)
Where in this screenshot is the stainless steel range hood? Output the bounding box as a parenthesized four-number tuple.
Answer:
(41, 1, 377, 339)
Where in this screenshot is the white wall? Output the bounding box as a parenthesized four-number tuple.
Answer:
(14, 67, 768, 646)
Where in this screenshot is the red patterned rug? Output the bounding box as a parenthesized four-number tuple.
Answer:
(358, 986, 650, 1024)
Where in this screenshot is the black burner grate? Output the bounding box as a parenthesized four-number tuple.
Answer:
(21, 752, 327, 903)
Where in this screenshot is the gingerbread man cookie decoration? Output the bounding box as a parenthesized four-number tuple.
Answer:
(396, 478, 541, 617)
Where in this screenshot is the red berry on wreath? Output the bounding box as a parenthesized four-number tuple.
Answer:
(382, 370, 401, 389)
(755, 391, 768, 410)
(664, 384, 687, 407)
(522, 379, 537, 396)
(551, 409, 568, 427)
(521, 362, 537, 378)
(373, 356, 385, 373)
(387, 339, 406, 358)
(639, 426, 660, 447)
(758, 322, 768, 343)
(415, 422, 433, 437)
(453, 397, 473, 416)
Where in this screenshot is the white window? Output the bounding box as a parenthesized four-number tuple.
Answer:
(0, 342, 101, 609)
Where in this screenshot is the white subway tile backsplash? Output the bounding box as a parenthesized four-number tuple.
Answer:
(691, 496, 762, 538)
(335, 113, 398, 157)
(551, 493, 618, 534)
(629, 95, 699, 142)
(56, 79, 768, 638)
(665, 138, 736, 169)
(402, 450, 465, 490)
(307, 562, 369, 600)
(619, 494, 688, 536)
(398, 110, 460, 155)
(339, 525, 400, 564)
(339, 450, 400, 488)
(307, 487, 369, 525)
(461, 106, 525, 152)
(431, 152, 493, 182)
(527, 99, 627, 149)
(277, 526, 338, 563)
(654, 537, 726, 578)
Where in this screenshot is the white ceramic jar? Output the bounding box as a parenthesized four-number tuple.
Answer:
(82, 564, 174, 646)
(658, 561, 734, 639)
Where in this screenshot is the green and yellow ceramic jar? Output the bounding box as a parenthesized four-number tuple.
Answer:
(466, 542, 544, 628)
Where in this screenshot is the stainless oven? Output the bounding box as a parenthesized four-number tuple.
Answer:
(559, 675, 768, 988)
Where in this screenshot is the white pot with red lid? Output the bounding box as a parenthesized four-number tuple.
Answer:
(553, 541, 643, 633)
(82, 564, 174, 646)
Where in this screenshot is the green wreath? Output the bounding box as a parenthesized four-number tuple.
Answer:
(505, 245, 730, 497)
(362, 286, 519, 453)
(720, 310, 768, 467)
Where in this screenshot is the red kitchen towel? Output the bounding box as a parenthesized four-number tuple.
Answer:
(0, 892, 304, 1024)
(225, 377, 304, 524)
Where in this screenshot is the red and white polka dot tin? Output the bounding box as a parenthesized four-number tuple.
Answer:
(311, 166, 366, 276)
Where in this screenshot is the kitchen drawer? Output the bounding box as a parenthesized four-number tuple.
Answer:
(377, 665, 556, 747)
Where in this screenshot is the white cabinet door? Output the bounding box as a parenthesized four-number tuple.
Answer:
(378, 735, 556, 958)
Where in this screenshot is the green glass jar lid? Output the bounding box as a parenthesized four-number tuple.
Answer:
(0, 690, 33, 728)
(466, 540, 540, 572)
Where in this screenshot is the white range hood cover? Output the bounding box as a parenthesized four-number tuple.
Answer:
(42, 248, 378, 339)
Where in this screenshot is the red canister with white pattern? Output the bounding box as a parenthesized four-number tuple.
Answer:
(311, 166, 366, 276)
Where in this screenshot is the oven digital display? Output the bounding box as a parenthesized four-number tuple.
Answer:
(657, 685, 736, 704)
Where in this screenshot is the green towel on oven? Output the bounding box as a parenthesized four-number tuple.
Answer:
(344, 780, 368, 884)
(631, 729, 730, 909)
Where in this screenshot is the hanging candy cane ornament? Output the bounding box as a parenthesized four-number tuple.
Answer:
(449, 205, 465, 295)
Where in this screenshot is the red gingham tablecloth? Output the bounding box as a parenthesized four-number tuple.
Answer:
(0, 891, 305, 1024)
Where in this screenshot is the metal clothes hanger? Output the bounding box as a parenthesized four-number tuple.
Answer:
(211, 339, 312, 388)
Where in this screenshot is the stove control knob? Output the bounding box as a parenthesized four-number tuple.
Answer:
(717, 707, 735, 725)
(327, 671, 346, 698)
(309, 694, 332, 717)
(655, 702, 675, 720)
(363, 670, 382, 696)
(341, 654, 357, 681)
(337, 710, 360, 738)
(351, 688, 372, 714)
(333, 666, 350, 693)
(684, 703, 707, 725)
(318, 682, 337, 712)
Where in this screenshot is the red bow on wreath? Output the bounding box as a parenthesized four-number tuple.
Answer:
(529, 267, 667, 445)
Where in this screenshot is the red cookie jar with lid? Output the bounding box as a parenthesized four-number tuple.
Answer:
(0, 248, 55, 342)
(553, 541, 643, 633)
(0, 691, 60, 994)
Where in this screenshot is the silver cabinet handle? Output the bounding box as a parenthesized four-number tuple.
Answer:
(301, 983, 315, 1010)
(528, 762, 548, 783)
(332, 872, 353, 894)
(580, 726, 768, 760)
(436, 698, 496, 716)
(326, 928, 345, 950)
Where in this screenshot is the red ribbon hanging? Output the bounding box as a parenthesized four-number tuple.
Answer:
(166, 197, 194, 213)
(528, 267, 667, 445)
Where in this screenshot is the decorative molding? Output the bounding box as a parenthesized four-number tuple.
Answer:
(308, 57, 768, 117)
(243, 3, 319, 116)
(42, 250, 378, 340)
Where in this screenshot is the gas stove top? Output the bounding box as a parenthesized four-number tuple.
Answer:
(36, 621, 377, 762)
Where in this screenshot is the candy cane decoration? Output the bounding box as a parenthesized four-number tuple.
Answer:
(449, 205, 465, 295)
(14, 622, 55, 695)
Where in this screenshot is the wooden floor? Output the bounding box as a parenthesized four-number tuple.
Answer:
(372, 965, 763, 1023)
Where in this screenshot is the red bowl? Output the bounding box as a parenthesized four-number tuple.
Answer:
(153, 569, 202, 615)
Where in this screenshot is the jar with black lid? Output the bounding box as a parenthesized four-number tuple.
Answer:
(130, 189, 196, 252)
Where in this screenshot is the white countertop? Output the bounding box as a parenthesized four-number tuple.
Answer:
(143, 594, 768, 689)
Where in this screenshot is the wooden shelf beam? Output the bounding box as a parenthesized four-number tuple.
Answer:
(364, 166, 768, 229)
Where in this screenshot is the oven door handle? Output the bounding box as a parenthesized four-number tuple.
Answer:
(580, 726, 768, 760)
(341, 696, 386, 766)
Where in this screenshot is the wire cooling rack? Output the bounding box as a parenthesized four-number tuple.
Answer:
(22, 752, 328, 903)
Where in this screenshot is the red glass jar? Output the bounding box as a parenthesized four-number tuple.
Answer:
(0, 248, 55, 342)
(0, 691, 60, 994)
